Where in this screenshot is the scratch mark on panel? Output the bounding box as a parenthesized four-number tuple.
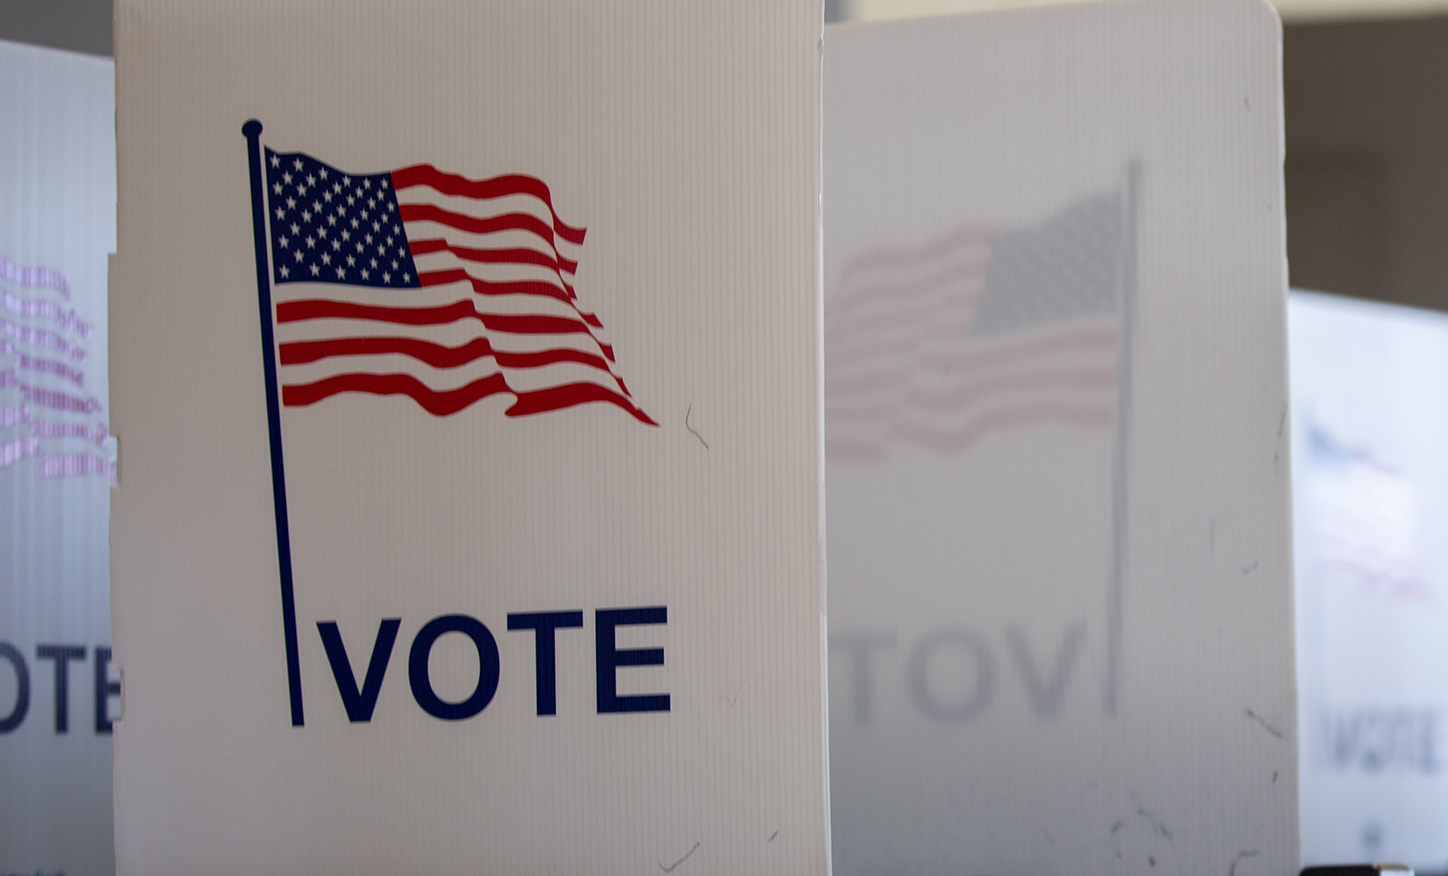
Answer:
(1229, 849, 1260, 876)
(1136, 806, 1173, 843)
(660, 842, 700, 873)
(1275, 405, 1287, 474)
(685, 404, 708, 450)
(768, 831, 779, 844)
(1110, 818, 1126, 858)
(1245, 707, 1284, 740)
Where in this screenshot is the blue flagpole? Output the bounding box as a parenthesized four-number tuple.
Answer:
(243, 119, 305, 727)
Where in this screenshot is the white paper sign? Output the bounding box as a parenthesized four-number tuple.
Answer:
(110, 2, 827, 872)
(823, 2, 1295, 874)
(0, 39, 117, 876)
(1291, 290, 1448, 871)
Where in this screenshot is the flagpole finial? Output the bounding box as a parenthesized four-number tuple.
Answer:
(243, 119, 262, 139)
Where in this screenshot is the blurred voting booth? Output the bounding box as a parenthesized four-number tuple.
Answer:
(0, 39, 118, 876)
(1291, 291, 1448, 873)
(823, 1, 1295, 874)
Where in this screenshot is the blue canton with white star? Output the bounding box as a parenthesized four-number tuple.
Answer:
(265, 149, 420, 288)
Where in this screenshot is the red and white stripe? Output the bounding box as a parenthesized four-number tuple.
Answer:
(0, 256, 112, 481)
(826, 227, 1117, 463)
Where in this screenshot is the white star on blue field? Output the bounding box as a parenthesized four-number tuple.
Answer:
(265, 149, 420, 288)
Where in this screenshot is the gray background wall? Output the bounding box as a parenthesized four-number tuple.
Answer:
(0, 0, 111, 58)
(1285, 16, 1448, 313)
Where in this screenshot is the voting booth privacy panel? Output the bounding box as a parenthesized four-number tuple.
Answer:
(0, 40, 118, 876)
(110, 1, 825, 872)
(1291, 292, 1448, 872)
(823, 2, 1295, 874)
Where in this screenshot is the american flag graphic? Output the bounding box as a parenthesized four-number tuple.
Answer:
(261, 147, 655, 424)
(825, 191, 1128, 462)
(1305, 423, 1430, 602)
(0, 253, 113, 481)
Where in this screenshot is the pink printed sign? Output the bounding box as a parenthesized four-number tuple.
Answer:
(0, 255, 113, 483)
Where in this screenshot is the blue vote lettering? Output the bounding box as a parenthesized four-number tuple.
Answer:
(310, 606, 670, 724)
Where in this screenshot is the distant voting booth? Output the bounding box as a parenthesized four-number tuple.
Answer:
(823, 2, 1295, 874)
(0, 40, 118, 876)
(1290, 291, 1448, 872)
(110, 1, 827, 873)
